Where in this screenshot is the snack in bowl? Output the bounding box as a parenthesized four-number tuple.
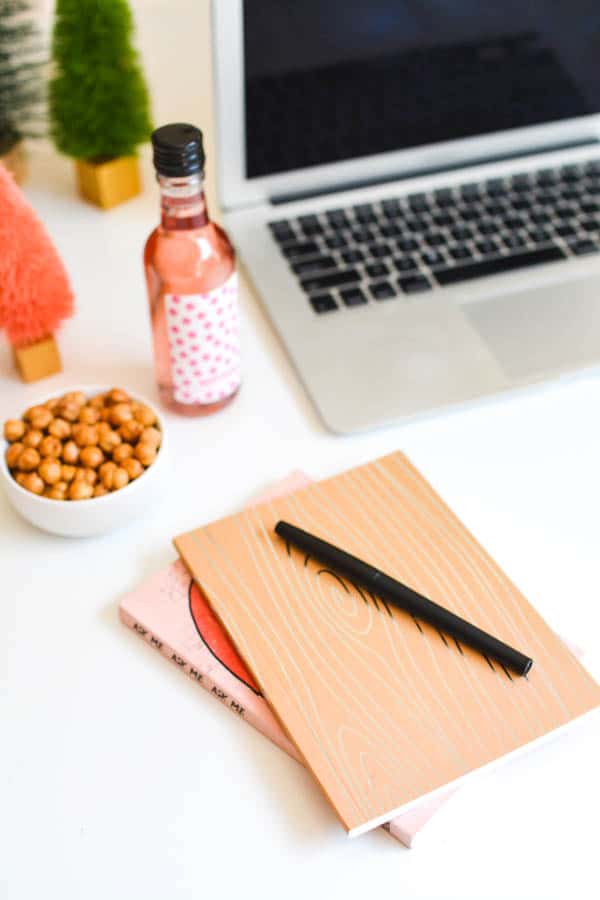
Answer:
(3, 388, 162, 500)
(1, 386, 168, 537)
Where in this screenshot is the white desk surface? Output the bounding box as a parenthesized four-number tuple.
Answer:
(2, 3, 600, 898)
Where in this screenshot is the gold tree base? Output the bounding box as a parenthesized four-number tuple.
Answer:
(75, 155, 141, 210)
(0, 141, 27, 184)
(14, 336, 62, 383)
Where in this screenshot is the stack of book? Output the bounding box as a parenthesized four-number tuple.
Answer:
(120, 454, 600, 846)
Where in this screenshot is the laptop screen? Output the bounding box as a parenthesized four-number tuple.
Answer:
(243, 0, 600, 179)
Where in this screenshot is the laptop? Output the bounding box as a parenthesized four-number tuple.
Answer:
(213, 0, 600, 434)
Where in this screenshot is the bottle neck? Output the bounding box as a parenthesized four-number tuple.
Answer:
(158, 173, 208, 230)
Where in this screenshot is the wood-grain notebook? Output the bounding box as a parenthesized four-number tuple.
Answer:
(174, 452, 600, 837)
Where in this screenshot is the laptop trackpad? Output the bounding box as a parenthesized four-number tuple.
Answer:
(464, 275, 600, 380)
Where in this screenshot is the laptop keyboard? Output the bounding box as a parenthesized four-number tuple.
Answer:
(268, 160, 600, 314)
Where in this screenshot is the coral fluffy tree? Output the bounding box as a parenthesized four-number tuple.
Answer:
(0, 164, 74, 381)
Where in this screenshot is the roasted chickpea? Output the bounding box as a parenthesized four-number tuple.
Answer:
(107, 388, 130, 405)
(15, 472, 28, 487)
(63, 391, 86, 407)
(28, 408, 53, 430)
(69, 480, 94, 500)
(93, 484, 108, 497)
(110, 403, 133, 426)
(18, 447, 40, 471)
(134, 404, 156, 427)
(139, 426, 161, 448)
(78, 405, 100, 424)
(23, 429, 43, 449)
(89, 393, 106, 409)
(4, 419, 25, 442)
(112, 467, 129, 490)
(45, 485, 67, 500)
(72, 424, 98, 447)
(134, 443, 157, 467)
(99, 461, 117, 488)
(23, 472, 45, 495)
(121, 457, 143, 480)
(39, 435, 63, 459)
(74, 467, 97, 486)
(48, 418, 71, 440)
(23, 405, 47, 423)
(99, 429, 121, 454)
(44, 397, 60, 412)
(112, 443, 133, 463)
(119, 420, 143, 443)
(58, 401, 80, 422)
(61, 464, 77, 483)
(62, 440, 80, 464)
(79, 446, 104, 468)
(38, 458, 62, 485)
(6, 442, 24, 468)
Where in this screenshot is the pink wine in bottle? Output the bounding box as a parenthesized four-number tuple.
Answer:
(144, 123, 240, 416)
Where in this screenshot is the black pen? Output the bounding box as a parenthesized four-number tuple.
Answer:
(275, 521, 533, 677)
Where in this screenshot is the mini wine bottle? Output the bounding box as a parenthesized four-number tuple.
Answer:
(144, 123, 241, 416)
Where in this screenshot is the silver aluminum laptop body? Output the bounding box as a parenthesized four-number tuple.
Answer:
(213, 0, 600, 434)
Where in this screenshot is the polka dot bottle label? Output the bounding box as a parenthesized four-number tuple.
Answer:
(165, 272, 241, 405)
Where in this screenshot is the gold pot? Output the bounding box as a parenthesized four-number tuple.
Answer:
(75, 155, 141, 210)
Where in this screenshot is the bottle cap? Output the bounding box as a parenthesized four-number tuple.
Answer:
(151, 123, 205, 177)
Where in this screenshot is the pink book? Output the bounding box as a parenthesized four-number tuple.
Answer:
(119, 472, 584, 847)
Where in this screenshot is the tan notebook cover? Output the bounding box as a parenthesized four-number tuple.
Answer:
(174, 452, 600, 836)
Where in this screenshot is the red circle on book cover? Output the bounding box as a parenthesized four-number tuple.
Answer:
(189, 581, 261, 694)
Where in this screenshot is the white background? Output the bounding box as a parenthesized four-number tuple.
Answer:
(2, 2, 600, 898)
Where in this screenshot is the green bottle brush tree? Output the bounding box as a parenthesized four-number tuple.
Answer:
(49, 0, 153, 209)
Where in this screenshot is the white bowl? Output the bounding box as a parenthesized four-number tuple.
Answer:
(1, 386, 169, 538)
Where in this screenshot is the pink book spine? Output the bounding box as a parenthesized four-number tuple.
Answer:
(118, 582, 301, 764)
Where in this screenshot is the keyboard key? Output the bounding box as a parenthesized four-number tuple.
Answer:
(561, 165, 582, 182)
(309, 293, 337, 314)
(530, 210, 551, 225)
(324, 233, 347, 250)
(299, 215, 323, 237)
(351, 227, 373, 243)
(461, 207, 484, 221)
(450, 244, 472, 260)
(381, 198, 401, 217)
(282, 240, 320, 259)
(478, 221, 497, 236)
(536, 169, 557, 186)
(434, 189, 455, 208)
(580, 219, 600, 232)
(502, 233, 528, 249)
(326, 209, 350, 228)
(580, 200, 600, 215)
(511, 174, 531, 192)
(300, 268, 360, 292)
(484, 202, 504, 217)
(408, 193, 429, 212)
(511, 198, 533, 211)
(394, 256, 418, 272)
(451, 225, 472, 241)
(485, 178, 508, 197)
(341, 248, 364, 264)
(341, 286, 368, 307)
(354, 203, 376, 224)
(398, 274, 432, 294)
(570, 238, 599, 255)
(369, 243, 391, 259)
(435, 246, 565, 286)
(528, 228, 551, 243)
(366, 262, 389, 278)
(292, 255, 336, 275)
(554, 224, 577, 239)
(370, 281, 396, 301)
(460, 183, 480, 200)
(585, 160, 600, 175)
(476, 239, 498, 256)
(424, 231, 446, 247)
(432, 211, 454, 227)
(380, 222, 403, 238)
(397, 237, 419, 252)
(404, 216, 429, 233)
(420, 249, 446, 267)
(502, 215, 524, 230)
(269, 220, 294, 242)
